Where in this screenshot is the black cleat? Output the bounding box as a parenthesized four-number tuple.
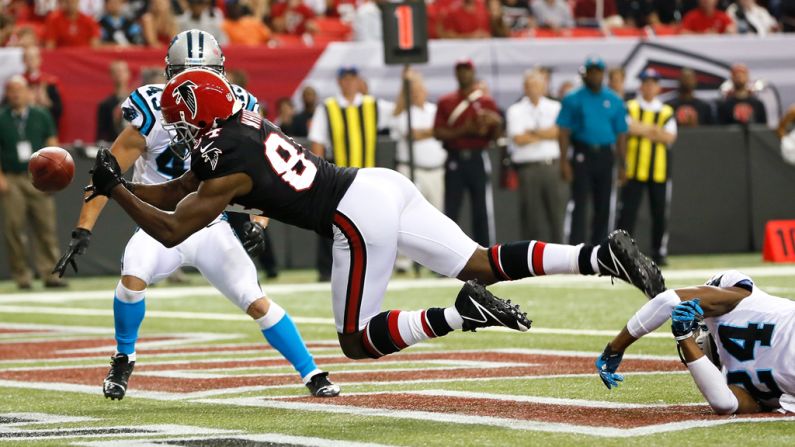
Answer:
(455, 280, 532, 332)
(305, 372, 340, 397)
(598, 230, 666, 299)
(103, 353, 135, 400)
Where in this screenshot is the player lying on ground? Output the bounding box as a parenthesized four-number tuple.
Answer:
(84, 67, 666, 360)
(52, 30, 339, 399)
(596, 270, 795, 414)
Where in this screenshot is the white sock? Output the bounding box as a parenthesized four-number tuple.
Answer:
(538, 242, 580, 275)
(591, 245, 601, 274)
(115, 351, 136, 362)
(444, 307, 464, 330)
(254, 300, 286, 330)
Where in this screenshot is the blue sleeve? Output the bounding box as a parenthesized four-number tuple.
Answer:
(613, 98, 628, 134)
(246, 93, 259, 112)
(556, 93, 576, 130)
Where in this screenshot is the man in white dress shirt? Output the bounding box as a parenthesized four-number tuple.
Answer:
(391, 69, 446, 211)
(506, 70, 565, 242)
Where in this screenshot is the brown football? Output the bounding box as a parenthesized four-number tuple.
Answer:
(28, 146, 75, 192)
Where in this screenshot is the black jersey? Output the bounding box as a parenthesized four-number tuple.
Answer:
(190, 110, 358, 237)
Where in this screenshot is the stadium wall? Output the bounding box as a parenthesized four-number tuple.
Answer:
(1, 35, 795, 143)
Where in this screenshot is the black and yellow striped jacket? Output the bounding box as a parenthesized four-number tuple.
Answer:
(324, 95, 379, 168)
(625, 99, 675, 183)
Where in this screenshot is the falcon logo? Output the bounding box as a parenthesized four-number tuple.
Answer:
(198, 141, 221, 171)
(172, 80, 199, 119)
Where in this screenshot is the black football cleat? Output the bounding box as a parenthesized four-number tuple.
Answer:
(305, 372, 340, 397)
(103, 353, 135, 400)
(598, 230, 666, 299)
(455, 280, 532, 332)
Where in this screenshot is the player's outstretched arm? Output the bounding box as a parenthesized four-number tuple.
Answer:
(53, 127, 146, 277)
(129, 170, 200, 211)
(111, 172, 250, 248)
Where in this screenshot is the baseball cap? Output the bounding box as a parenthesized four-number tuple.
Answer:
(337, 65, 359, 78)
(639, 68, 661, 81)
(455, 58, 475, 70)
(584, 56, 605, 71)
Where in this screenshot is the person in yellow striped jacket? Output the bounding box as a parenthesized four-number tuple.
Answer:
(617, 68, 678, 266)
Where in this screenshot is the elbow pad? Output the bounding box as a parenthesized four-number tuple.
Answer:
(627, 289, 680, 338)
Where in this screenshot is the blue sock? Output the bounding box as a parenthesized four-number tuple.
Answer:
(259, 302, 318, 380)
(113, 282, 146, 356)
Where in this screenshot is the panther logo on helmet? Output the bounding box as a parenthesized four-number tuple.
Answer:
(172, 80, 199, 119)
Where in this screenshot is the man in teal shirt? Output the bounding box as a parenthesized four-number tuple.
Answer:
(557, 56, 627, 245)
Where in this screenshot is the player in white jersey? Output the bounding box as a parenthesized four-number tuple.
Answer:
(596, 270, 795, 414)
(53, 30, 339, 400)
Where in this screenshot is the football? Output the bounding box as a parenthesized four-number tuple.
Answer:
(28, 146, 75, 193)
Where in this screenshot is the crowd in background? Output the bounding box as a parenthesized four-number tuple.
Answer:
(1, 0, 794, 48)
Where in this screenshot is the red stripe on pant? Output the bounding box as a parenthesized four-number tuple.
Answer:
(532, 241, 546, 276)
(489, 245, 511, 280)
(333, 212, 367, 334)
(386, 310, 408, 349)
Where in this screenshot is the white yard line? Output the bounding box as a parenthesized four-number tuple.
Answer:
(73, 434, 395, 447)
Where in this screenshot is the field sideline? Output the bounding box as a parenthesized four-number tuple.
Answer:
(0, 253, 793, 446)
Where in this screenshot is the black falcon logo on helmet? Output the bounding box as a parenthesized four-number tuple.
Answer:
(172, 80, 199, 119)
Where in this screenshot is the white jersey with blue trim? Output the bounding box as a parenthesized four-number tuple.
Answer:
(120, 82, 259, 185)
(703, 273, 795, 410)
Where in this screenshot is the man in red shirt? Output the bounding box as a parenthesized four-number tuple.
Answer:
(270, 0, 317, 36)
(439, 0, 492, 38)
(682, 0, 736, 34)
(433, 59, 502, 246)
(44, 0, 100, 48)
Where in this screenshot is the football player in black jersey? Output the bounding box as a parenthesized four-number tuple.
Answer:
(87, 68, 665, 361)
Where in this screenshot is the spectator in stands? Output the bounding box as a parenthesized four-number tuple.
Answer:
(291, 85, 316, 137)
(270, 0, 317, 36)
(556, 79, 575, 99)
(0, 13, 14, 46)
(717, 63, 767, 125)
(353, 0, 382, 41)
(140, 66, 167, 85)
(532, 0, 575, 30)
(488, 0, 510, 37)
(96, 60, 130, 145)
(681, 0, 736, 34)
(727, 0, 778, 36)
(666, 68, 714, 126)
(141, 0, 179, 46)
(439, 0, 491, 38)
(391, 68, 446, 212)
(501, 0, 533, 34)
(574, 0, 624, 27)
(557, 56, 628, 245)
(22, 46, 63, 129)
(434, 59, 503, 247)
(608, 66, 627, 100)
(44, 0, 101, 48)
(0, 75, 65, 289)
(176, 0, 228, 44)
(619, 68, 677, 266)
(309, 66, 394, 280)
(99, 0, 145, 46)
(507, 70, 565, 242)
(275, 97, 298, 134)
(223, 0, 271, 45)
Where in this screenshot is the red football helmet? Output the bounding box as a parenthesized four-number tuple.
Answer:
(161, 67, 241, 159)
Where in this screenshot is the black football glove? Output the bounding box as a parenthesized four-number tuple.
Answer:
(52, 228, 91, 277)
(84, 149, 131, 202)
(241, 221, 266, 257)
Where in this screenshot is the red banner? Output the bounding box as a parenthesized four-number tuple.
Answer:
(40, 45, 324, 143)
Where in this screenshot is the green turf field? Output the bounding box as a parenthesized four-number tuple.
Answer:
(0, 254, 793, 446)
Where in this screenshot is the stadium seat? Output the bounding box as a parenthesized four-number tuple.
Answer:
(609, 27, 646, 38)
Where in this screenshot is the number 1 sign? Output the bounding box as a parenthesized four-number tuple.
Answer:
(381, 2, 429, 66)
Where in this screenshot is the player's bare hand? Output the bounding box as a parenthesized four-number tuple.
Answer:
(617, 165, 627, 186)
(560, 159, 573, 182)
(52, 228, 91, 277)
(0, 174, 8, 195)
